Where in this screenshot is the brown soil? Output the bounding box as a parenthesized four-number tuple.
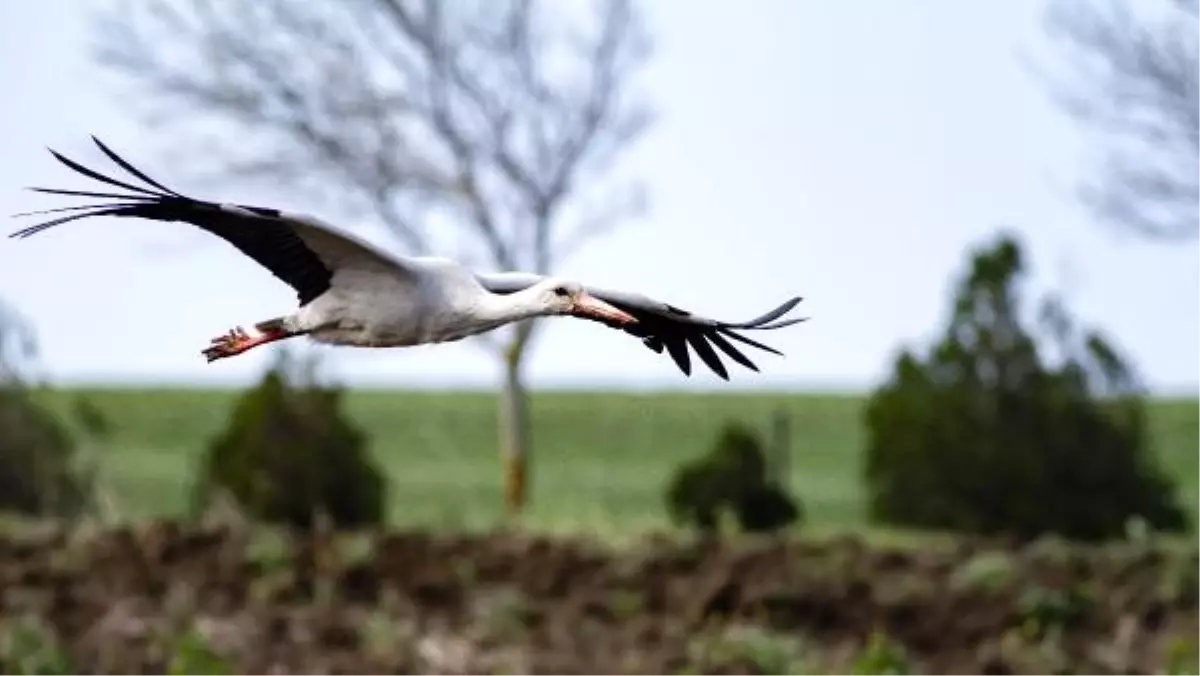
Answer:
(0, 521, 1194, 674)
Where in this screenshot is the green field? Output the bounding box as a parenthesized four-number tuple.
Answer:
(36, 388, 1200, 538)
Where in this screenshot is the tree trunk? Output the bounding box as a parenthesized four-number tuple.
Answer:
(499, 327, 533, 515)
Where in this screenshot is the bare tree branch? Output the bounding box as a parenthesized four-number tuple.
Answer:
(96, 0, 654, 263)
(89, 0, 653, 513)
(0, 300, 38, 385)
(556, 181, 648, 262)
(1037, 0, 1198, 241)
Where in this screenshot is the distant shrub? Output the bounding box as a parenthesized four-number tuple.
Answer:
(666, 422, 802, 533)
(0, 388, 88, 518)
(192, 349, 386, 530)
(736, 485, 802, 532)
(0, 303, 89, 518)
(863, 233, 1187, 541)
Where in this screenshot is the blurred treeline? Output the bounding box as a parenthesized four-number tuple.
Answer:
(0, 232, 1189, 544)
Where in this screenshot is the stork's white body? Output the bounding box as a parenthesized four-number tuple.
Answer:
(298, 255, 510, 347)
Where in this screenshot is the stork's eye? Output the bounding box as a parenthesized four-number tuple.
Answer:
(553, 286, 570, 297)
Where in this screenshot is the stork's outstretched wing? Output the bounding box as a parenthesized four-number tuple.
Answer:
(10, 136, 415, 306)
(476, 272, 807, 379)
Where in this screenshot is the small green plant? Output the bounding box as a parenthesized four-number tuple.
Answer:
(1023, 534, 1079, 566)
(1164, 636, 1200, 676)
(168, 629, 234, 675)
(850, 631, 911, 675)
(361, 608, 418, 668)
(476, 587, 536, 641)
(0, 617, 74, 675)
(949, 551, 1018, 594)
(698, 625, 809, 675)
(607, 589, 645, 620)
(1016, 582, 1093, 639)
(1158, 550, 1200, 606)
(873, 573, 937, 608)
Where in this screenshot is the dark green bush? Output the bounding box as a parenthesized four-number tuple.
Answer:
(193, 349, 386, 529)
(0, 304, 88, 518)
(864, 232, 1187, 541)
(0, 388, 88, 518)
(666, 423, 803, 533)
(735, 485, 801, 532)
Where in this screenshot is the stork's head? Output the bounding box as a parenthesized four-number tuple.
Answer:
(535, 278, 636, 325)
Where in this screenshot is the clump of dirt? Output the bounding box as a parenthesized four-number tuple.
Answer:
(0, 522, 1193, 674)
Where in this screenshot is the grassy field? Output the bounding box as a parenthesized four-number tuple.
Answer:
(35, 388, 1200, 538)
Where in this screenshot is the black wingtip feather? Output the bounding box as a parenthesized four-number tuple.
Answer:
(757, 316, 810, 331)
(47, 148, 161, 197)
(595, 293, 805, 379)
(27, 186, 157, 201)
(12, 139, 336, 307)
(707, 331, 761, 373)
(9, 206, 131, 238)
(720, 328, 784, 356)
(10, 201, 145, 219)
(664, 337, 692, 376)
(685, 333, 729, 380)
(725, 296, 804, 329)
(91, 135, 185, 197)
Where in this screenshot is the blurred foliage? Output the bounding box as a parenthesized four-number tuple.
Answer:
(665, 422, 803, 533)
(0, 302, 90, 518)
(696, 624, 811, 674)
(71, 395, 112, 441)
(0, 616, 73, 675)
(167, 629, 233, 675)
(850, 631, 912, 675)
(1017, 582, 1094, 640)
(864, 232, 1187, 541)
(192, 348, 386, 530)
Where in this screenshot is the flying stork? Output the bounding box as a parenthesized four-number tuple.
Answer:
(9, 137, 807, 379)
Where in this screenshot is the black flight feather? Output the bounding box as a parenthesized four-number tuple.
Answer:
(476, 276, 808, 379)
(10, 138, 334, 307)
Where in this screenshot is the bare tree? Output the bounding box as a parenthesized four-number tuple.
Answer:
(91, 0, 653, 513)
(1038, 0, 1198, 241)
(0, 299, 38, 385)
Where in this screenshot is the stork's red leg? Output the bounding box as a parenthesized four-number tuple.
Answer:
(202, 321, 296, 363)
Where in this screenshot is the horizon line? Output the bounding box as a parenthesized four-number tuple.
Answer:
(24, 371, 1200, 399)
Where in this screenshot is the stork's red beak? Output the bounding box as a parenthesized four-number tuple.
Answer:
(572, 293, 637, 325)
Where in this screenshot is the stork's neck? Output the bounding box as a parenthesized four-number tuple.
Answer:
(475, 287, 552, 325)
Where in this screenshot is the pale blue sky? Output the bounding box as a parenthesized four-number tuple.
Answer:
(0, 1, 1196, 393)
